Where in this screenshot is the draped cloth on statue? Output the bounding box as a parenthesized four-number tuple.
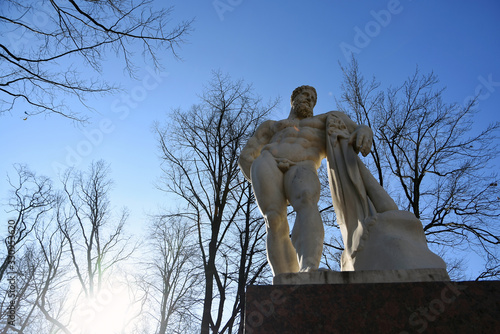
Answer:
(325, 113, 378, 269)
(325, 113, 447, 272)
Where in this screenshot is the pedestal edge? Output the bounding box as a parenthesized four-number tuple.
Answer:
(272, 268, 450, 285)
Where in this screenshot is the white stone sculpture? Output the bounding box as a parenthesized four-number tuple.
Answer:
(238, 85, 447, 277)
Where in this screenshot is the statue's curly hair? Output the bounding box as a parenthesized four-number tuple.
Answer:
(291, 85, 317, 105)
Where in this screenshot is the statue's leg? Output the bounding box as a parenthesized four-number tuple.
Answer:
(284, 162, 324, 272)
(251, 151, 299, 275)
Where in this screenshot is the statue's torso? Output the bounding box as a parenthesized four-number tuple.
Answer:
(262, 115, 327, 166)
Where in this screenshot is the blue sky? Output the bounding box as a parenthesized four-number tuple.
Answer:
(1, 0, 499, 275)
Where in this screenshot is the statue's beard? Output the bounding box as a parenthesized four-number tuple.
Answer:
(294, 103, 313, 118)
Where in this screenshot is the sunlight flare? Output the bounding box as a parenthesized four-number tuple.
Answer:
(67, 279, 139, 334)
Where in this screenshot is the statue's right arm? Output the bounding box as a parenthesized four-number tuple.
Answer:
(238, 120, 274, 182)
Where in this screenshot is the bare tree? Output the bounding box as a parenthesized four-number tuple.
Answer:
(1, 162, 139, 333)
(337, 57, 500, 279)
(0, 0, 192, 121)
(1, 173, 72, 333)
(0, 244, 39, 333)
(138, 216, 202, 334)
(155, 71, 276, 333)
(59, 160, 135, 298)
(31, 206, 73, 334)
(476, 256, 500, 280)
(338, 57, 385, 185)
(223, 183, 269, 334)
(1, 164, 56, 282)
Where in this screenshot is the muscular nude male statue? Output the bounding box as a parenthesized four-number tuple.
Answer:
(238, 85, 373, 275)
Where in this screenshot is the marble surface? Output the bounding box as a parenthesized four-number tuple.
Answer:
(239, 85, 447, 277)
(273, 268, 450, 285)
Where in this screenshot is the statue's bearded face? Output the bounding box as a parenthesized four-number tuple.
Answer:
(292, 89, 316, 118)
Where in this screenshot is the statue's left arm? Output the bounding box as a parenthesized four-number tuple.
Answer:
(324, 110, 398, 216)
(326, 111, 373, 156)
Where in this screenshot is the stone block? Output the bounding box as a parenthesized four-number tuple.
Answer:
(244, 280, 500, 333)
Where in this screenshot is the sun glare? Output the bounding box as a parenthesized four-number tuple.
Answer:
(66, 279, 139, 334)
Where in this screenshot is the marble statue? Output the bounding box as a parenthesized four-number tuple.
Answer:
(239, 85, 447, 276)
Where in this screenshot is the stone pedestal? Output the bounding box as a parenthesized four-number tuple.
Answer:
(244, 280, 500, 333)
(273, 268, 450, 285)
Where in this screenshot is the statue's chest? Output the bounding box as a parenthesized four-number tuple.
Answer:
(273, 118, 323, 133)
(272, 119, 325, 143)
(273, 119, 299, 132)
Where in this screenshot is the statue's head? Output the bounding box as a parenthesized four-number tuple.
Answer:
(290, 85, 317, 119)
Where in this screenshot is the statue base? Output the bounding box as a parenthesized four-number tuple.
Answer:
(273, 268, 450, 285)
(244, 280, 500, 333)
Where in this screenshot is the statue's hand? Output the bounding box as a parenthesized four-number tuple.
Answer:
(348, 125, 373, 156)
(326, 114, 348, 136)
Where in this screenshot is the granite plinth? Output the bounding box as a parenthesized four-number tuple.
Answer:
(244, 280, 500, 334)
(273, 268, 450, 285)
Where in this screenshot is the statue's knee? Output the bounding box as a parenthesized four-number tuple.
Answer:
(291, 189, 319, 208)
(265, 210, 288, 236)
